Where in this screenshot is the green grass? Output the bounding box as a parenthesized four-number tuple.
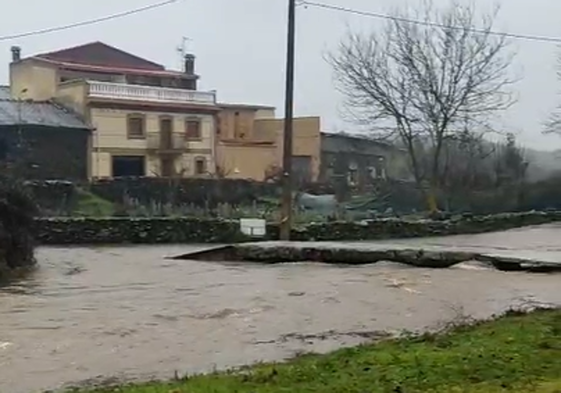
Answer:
(72, 188, 115, 217)
(69, 309, 561, 393)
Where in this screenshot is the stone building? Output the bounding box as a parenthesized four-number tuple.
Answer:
(319, 132, 410, 190)
(0, 90, 91, 180)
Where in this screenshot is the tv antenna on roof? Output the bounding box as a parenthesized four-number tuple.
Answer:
(176, 36, 192, 69)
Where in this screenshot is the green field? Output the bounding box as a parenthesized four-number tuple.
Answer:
(71, 309, 561, 393)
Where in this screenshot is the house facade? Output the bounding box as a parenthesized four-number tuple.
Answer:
(216, 104, 321, 183)
(9, 42, 218, 179)
(0, 96, 91, 180)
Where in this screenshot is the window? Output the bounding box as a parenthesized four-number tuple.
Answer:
(194, 157, 207, 175)
(159, 117, 174, 149)
(128, 75, 161, 86)
(292, 155, 312, 184)
(348, 168, 359, 185)
(127, 114, 146, 139)
(160, 157, 175, 177)
(180, 79, 196, 90)
(234, 111, 242, 139)
(185, 118, 201, 139)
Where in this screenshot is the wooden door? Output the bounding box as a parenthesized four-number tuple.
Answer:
(160, 157, 174, 177)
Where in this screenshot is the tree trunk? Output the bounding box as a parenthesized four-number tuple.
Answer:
(426, 185, 438, 213)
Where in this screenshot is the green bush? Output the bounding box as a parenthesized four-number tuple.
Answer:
(0, 176, 38, 276)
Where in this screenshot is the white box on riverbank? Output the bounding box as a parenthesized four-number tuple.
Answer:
(240, 218, 266, 237)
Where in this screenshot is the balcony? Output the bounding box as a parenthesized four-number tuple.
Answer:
(147, 133, 186, 154)
(87, 81, 216, 105)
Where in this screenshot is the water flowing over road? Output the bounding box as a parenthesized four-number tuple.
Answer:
(1, 224, 560, 393)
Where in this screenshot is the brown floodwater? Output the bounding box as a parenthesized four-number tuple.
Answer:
(0, 224, 560, 393)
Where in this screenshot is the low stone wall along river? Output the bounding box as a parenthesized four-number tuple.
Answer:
(34, 210, 561, 244)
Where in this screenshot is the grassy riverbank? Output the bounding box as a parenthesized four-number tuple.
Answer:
(74, 309, 560, 393)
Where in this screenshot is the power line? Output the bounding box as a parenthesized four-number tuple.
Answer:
(299, 0, 561, 44)
(0, 0, 181, 41)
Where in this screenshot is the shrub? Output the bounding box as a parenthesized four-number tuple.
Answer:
(0, 176, 38, 274)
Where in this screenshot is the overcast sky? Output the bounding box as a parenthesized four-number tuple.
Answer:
(2, 0, 561, 150)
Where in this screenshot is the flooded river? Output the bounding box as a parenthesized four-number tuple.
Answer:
(1, 224, 560, 393)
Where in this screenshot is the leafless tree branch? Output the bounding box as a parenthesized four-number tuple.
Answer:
(545, 47, 561, 135)
(326, 0, 516, 210)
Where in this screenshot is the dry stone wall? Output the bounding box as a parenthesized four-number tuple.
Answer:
(33, 211, 561, 245)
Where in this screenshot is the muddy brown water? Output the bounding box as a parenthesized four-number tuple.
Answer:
(1, 224, 560, 393)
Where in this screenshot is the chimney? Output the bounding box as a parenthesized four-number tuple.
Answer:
(184, 53, 195, 75)
(11, 46, 21, 62)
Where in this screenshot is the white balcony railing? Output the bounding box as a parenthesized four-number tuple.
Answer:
(87, 81, 216, 105)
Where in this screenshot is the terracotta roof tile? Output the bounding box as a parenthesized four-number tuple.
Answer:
(35, 41, 165, 71)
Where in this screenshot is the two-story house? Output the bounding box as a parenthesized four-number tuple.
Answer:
(9, 42, 218, 178)
(216, 103, 321, 183)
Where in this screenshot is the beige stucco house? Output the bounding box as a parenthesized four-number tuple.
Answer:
(9, 42, 218, 178)
(216, 104, 321, 183)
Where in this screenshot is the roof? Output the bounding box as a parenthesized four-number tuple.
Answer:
(36, 41, 164, 70)
(0, 99, 90, 129)
(219, 103, 276, 110)
(25, 41, 196, 78)
(321, 132, 395, 154)
(37, 57, 191, 77)
(0, 86, 10, 99)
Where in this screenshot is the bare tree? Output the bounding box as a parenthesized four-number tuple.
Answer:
(327, 0, 516, 212)
(492, 133, 528, 186)
(438, 130, 495, 208)
(545, 51, 561, 135)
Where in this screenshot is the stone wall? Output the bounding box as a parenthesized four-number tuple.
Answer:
(0, 124, 90, 181)
(34, 217, 246, 245)
(34, 211, 561, 245)
(286, 211, 561, 241)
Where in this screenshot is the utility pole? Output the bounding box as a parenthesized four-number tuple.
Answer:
(279, 0, 296, 241)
